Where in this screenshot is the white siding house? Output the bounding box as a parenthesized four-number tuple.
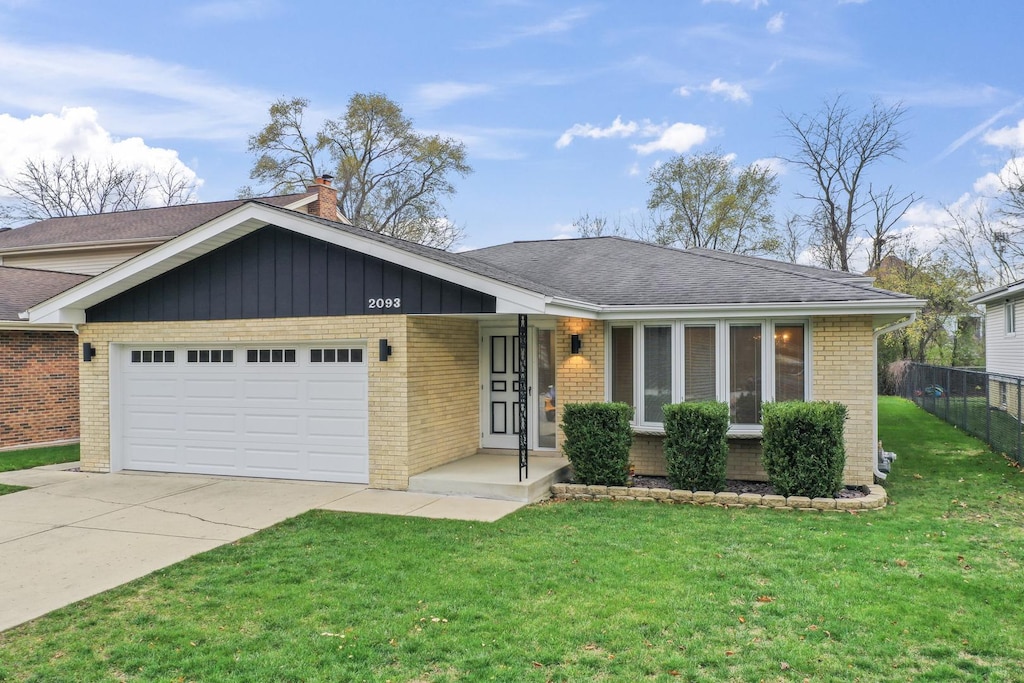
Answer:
(969, 280, 1024, 376)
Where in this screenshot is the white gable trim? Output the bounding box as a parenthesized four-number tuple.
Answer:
(28, 203, 552, 324)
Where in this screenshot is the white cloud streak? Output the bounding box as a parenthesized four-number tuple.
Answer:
(413, 81, 495, 110)
(632, 123, 708, 155)
(0, 40, 274, 141)
(766, 12, 785, 33)
(185, 0, 279, 22)
(472, 6, 593, 48)
(557, 116, 708, 155)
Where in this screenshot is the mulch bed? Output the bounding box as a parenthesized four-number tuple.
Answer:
(629, 475, 867, 499)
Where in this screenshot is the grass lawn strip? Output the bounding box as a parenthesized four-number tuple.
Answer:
(0, 398, 1022, 681)
(0, 484, 28, 497)
(0, 443, 79, 473)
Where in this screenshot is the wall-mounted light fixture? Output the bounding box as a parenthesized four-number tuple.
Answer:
(379, 338, 393, 362)
(82, 342, 96, 362)
(570, 334, 582, 354)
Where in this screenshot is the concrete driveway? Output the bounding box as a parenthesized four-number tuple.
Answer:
(0, 466, 525, 632)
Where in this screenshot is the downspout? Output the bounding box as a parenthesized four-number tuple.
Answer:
(873, 312, 917, 480)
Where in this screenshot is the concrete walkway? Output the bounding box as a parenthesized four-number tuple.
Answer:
(0, 465, 527, 632)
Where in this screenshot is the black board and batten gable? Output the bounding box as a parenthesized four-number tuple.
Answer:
(86, 225, 497, 322)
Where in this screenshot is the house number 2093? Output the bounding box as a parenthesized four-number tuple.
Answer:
(368, 298, 401, 309)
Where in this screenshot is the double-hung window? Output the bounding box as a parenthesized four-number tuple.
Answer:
(608, 320, 808, 432)
(1006, 300, 1017, 335)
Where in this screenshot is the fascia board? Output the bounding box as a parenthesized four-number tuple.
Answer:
(0, 321, 77, 331)
(0, 237, 167, 256)
(969, 283, 1024, 306)
(30, 203, 549, 323)
(551, 298, 926, 320)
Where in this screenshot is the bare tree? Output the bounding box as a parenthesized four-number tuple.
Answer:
(783, 95, 912, 272)
(0, 155, 197, 225)
(646, 149, 780, 254)
(572, 211, 628, 237)
(248, 93, 471, 249)
(867, 184, 918, 271)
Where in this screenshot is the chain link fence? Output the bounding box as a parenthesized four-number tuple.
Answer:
(896, 362, 1023, 465)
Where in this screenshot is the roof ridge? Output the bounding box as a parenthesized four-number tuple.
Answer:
(683, 247, 912, 299)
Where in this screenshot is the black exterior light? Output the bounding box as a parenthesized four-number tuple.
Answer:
(379, 338, 393, 361)
(82, 342, 96, 362)
(570, 334, 582, 354)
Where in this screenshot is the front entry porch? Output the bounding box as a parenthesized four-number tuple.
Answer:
(408, 452, 570, 503)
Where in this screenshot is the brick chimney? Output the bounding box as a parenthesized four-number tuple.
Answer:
(306, 175, 340, 222)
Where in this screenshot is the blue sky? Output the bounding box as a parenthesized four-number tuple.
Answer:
(0, 0, 1022, 262)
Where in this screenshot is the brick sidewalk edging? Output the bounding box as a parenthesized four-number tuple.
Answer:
(551, 483, 888, 511)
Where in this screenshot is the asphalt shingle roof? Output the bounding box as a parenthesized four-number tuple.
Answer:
(462, 237, 915, 306)
(0, 193, 314, 251)
(0, 267, 90, 321)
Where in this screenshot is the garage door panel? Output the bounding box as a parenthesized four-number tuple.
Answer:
(124, 377, 179, 403)
(125, 441, 180, 467)
(182, 378, 239, 401)
(244, 447, 301, 472)
(243, 379, 300, 402)
(182, 411, 238, 436)
(121, 343, 369, 484)
(124, 410, 179, 437)
(242, 413, 300, 438)
(182, 444, 238, 469)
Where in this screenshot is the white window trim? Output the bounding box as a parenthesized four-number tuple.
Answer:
(604, 318, 812, 436)
(1006, 300, 1017, 336)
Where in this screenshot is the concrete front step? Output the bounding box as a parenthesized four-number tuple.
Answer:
(407, 453, 571, 503)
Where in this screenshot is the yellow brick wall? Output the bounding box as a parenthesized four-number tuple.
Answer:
(555, 318, 605, 450)
(811, 315, 875, 486)
(78, 316, 419, 489)
(630, 436, 765, 480)
(406, 317, 480, 477)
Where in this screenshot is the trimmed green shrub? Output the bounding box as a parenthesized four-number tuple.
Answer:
(561, 402, 634, 486)
(761, 401, 848, 498)
(663, 401, 729, 492)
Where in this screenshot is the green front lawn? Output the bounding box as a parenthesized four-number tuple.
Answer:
(0, 443, 79, 497)
(1, 399, 1022, 681)
(0, 443, 79, 473)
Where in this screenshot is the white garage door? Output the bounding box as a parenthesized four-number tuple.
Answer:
(118, 343, 369, 483)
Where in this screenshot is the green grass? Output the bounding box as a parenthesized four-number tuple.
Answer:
(0, 443, 78, 497)
(1, 399, 1022, 681)
(0, 443, 79, 473)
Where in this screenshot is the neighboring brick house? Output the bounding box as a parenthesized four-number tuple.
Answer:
(25, 197, 923, 488)
(0, 181, 344, 450)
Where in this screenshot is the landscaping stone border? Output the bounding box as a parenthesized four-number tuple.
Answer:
(550, 483, 887, 511)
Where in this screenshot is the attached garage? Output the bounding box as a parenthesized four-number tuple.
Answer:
(113, 342, 369, 483)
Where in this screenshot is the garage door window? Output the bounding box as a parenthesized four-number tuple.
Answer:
(131, 350, 175, 363)
(310, 348, 364, 363)
(187, 349, 234, 363)
(246, 348, 296, 363)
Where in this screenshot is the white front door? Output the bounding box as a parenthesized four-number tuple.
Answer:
(481, 327, 556, 450)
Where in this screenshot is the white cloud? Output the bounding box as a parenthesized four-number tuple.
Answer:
(983, 119, 1024, 149)
(628, 162, 641, 177)
(632, 122, 708, 155)
(551, 222, 576, 239)
(0, 107, 202, 198)
(751, 156, 787, 175)
(413, 81, 494, 110)
(700, 78, 751, 103)
(677, 86, 692, 97)
(186, 0, 278, 21)
(973, 156, 1024, 196)
(556, 115, 640, 148)
(0, 40, 273, 141)
(702, 0, 769, 8)
(557, 116, 708, 156)
(766, 11, 785, 33)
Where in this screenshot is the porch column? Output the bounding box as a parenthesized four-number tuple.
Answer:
(518, 313, 528, 481)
